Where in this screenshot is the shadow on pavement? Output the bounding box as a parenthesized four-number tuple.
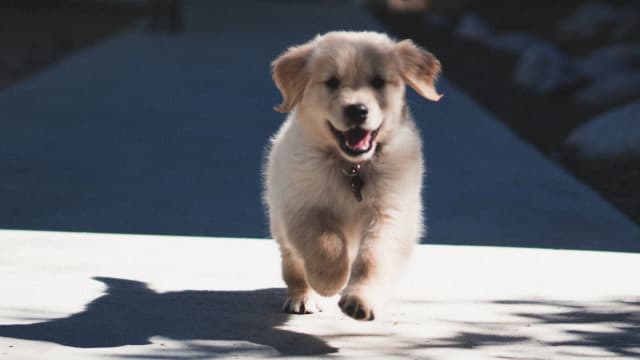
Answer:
(508, 299, 640, 357)
(410, 299, 640, 357)
(0, 277, 337, 357)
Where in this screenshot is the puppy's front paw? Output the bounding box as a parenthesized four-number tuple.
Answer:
(283, 293, 322, 314)
(338, 292, 375, 321)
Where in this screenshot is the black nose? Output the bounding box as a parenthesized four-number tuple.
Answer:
(343, 103, 368, 125)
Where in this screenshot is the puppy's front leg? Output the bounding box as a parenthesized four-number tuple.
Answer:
(287, 210, 351, 297)
(280, 245, 323, 314)
(339, 212, 418, 321)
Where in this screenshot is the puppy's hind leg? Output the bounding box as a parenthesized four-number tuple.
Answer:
(340, 211, 419, 321)
(279, 245, 322, 314)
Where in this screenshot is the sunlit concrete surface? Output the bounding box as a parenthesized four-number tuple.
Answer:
(0, 0, 637, 251)
(1, 0, 639, 356)
(0, 229, 638, 359)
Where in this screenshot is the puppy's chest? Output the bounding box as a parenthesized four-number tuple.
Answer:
(302, 161, 379, 210)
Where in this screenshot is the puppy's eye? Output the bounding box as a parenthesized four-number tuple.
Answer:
(325, 77, 340, 90)
(371, 76, 386, 89)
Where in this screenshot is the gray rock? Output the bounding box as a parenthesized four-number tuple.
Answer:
(589, 44, 640, 68)
(488, 32, 542, 54)
(577, 48, 632, 80)
(454, 14, 493, 42)
(610, 12, 640, 43)
(574, 71, 640, 111)
(566, 100, 640, 160)
(513, 42, 583, 94)
(556, 1, 619, 42)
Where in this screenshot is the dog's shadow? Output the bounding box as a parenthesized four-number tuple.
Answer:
(0, 277, 336, 356)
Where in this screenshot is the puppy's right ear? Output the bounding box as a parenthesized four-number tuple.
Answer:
(271, 44, 313, 113)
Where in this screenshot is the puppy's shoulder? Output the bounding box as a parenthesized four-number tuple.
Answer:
(379, 120, 423, 163)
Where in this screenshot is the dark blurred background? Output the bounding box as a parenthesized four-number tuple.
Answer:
(0, 0, 638, 239)
(370, 0, 640, 224)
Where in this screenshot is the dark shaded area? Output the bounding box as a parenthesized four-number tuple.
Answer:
(0, 0, 373, 239)
(369, 1, 640, 225)
(148, 0, 183, 33)
(369, 2, 589, 155)
(0, 0, 637, 251)
(0, 277, 336, 356)
(566, 159, 640, 223)
(0, 0, 146, 91)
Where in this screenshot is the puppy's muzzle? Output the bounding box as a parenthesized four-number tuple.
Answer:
(343, 103, 368, 126)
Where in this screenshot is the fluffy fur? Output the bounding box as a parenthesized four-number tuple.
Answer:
(264, 31, 441, 321)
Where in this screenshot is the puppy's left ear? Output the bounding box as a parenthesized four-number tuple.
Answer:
(395, 39, 442, 101)
(271, 43, 313, 113)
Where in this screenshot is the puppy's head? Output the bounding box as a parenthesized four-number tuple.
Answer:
(272, 31, 441, 161)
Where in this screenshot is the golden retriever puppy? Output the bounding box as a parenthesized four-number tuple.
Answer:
(264, 31, 441, 321)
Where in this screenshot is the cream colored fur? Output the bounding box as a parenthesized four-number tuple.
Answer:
(264, 31, 441, 321)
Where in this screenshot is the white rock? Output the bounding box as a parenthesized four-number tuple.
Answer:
(556, 1, 619, 41)
(574, 71, 640, 110)
(513, 42, 583, 94)
(589, 44, 640, 68)
(454, 14, 493, 42)
(577, 48, 631, 80)
(566, 100, 640, 160)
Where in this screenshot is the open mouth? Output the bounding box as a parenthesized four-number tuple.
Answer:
(328, 121, 381, 157)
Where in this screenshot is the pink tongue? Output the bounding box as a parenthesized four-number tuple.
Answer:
(345, 128, 372, 150)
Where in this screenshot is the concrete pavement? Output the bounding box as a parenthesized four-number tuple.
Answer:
(0, 1, 639, 358)
(0, 229, 639, 359)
